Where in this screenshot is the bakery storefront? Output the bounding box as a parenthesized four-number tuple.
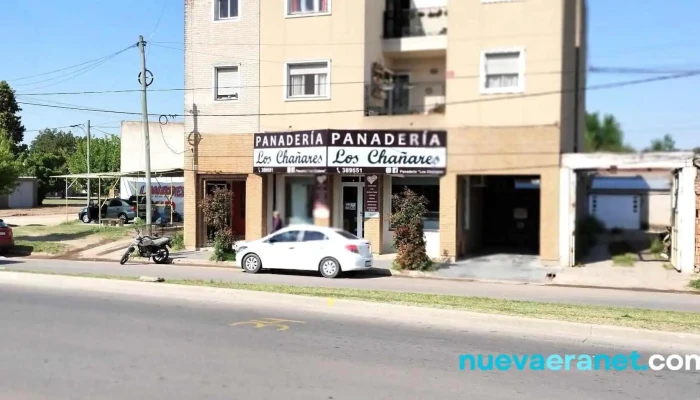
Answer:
(254, 129, 446, 256)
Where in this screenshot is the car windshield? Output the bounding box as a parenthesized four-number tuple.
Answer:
(334, 229, 358, 240)
(0, 220, 6, 228)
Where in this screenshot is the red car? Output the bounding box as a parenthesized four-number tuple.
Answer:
(0, 219, 14, 254)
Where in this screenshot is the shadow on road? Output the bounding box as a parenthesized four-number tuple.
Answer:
(261, 268, 391, 280)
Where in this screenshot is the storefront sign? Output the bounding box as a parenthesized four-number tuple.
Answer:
(253, 129, 447, 175)
(254, 130, 327, 173)
(327, 130, 447, 175)
(365, 174, 380, 216)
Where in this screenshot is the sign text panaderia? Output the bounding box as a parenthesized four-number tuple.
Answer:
(253, 130, 328, 173)
(327, 130, 446, 175)
(253, 129, 447, 175)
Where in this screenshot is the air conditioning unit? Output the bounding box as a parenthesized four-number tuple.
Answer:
(472, 176, 486, 187)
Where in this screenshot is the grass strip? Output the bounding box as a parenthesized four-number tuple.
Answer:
(3, 269, 700, 334)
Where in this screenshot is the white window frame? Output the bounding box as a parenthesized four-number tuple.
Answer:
(283, 59, 331, 101)
(480, 47, 526, 95)
(213, 65, 241, 102)
(285, 0, 332, 18)
(213, 0, 240, 22)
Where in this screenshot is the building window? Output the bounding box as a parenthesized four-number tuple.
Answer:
(391, 177, 440, 231)
(214, 66, 240, 101)
(284, 176, 315, 225)
(287, 0, 330, 16)
(215, 0, 239, 20)
(286, 61, 330, 99)
(481, 48, 525, 94)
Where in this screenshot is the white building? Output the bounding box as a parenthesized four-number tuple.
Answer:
(119, 121, 185, 217)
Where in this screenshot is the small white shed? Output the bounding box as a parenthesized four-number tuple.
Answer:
(0, 177, 39, 209)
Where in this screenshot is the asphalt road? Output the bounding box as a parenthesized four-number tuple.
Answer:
(3, 258, 700, 312)
(0, 285, 697, 400)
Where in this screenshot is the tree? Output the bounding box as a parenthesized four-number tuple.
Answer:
(390, 187, 433, 271)
(66, 134, 120, 193)
(199, 187, 235, 261)
(645, 134, 677, 152)
(0, 130, 20, 195)
(584, 112, 635, 153)
(692, 147, 700, 155)
(0, 81, 26, 155)
(20, 129, 78, 202)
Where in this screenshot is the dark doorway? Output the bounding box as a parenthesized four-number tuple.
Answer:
(204, 179, 246, 245)
(480, 175, 541, 255)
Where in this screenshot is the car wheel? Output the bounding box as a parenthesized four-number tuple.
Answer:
(319, 257, 341, 279)
(118, 213, 128, 223)
(81, 213, 91, 224)
(242, 253, 262, 274)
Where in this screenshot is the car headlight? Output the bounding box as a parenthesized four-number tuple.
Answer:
(237, 246, 247, 252)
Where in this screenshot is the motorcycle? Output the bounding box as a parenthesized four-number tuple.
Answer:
(120, 229, 172, 265)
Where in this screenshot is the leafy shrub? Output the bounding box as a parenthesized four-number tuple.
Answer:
(200, 187, 236, 262)
(212, 227, 235, 262)
(390, 187, 433, 271)
(171, 232, 185, 251)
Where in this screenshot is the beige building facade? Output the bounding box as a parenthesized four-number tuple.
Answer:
(183, 0, 587, 265)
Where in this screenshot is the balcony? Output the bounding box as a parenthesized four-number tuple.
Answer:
(365, 81, 446, 116)
(382, 7, 448, 57)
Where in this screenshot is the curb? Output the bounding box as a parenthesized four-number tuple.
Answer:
(1, 271, 699, 352)
(26, 256, 700, 295)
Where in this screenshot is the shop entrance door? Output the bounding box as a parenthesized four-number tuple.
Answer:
(342, 180, 364, 238)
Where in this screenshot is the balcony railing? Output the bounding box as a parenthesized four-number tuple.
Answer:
(365, 82, 446, 116)
(383, 7, 448, 39)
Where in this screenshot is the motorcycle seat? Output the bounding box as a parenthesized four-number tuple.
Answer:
(152, 237, 171, 246)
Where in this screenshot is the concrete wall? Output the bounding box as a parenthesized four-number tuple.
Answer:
(120, 121, 185, 171)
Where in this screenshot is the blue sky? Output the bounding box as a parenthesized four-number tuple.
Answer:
(1, 0, 699, 150)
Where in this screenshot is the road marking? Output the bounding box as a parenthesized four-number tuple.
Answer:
(230, 317, 305, 331)
(328, 298, 334, 307)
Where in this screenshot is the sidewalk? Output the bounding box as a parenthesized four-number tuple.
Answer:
(73, 246, 698, 293)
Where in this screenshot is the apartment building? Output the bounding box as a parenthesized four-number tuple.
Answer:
(183, 0, 587, 266)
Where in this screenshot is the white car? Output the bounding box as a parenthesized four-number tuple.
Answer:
(236, 224, 373, 278)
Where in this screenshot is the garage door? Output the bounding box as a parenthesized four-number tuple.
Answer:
(588, 194, 641, 230)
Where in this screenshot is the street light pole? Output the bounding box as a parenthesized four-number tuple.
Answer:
(86, 120, 91, 205)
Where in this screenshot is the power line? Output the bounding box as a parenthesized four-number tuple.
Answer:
(17, 65, 696, 97)
(7, 44, 137, 85)
(16, 71, 700, 119)
(13, 71, 566, 96)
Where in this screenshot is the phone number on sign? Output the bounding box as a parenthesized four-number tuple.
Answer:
(336, 167, 363, 174)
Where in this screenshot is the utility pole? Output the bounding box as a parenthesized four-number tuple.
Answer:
(86, 120, 91, 205)
(138, 35, 153, 235)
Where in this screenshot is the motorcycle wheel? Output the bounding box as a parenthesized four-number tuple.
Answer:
(119, 249, 131, 265)
(153, 247, 170, 264)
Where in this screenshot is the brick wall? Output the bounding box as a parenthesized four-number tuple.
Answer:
(183, 133, 260, 249)
(184, 0, 261, 135)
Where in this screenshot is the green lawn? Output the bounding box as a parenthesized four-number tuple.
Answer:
(13, 220, 132, 241)
(10, 221, 133, 256)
